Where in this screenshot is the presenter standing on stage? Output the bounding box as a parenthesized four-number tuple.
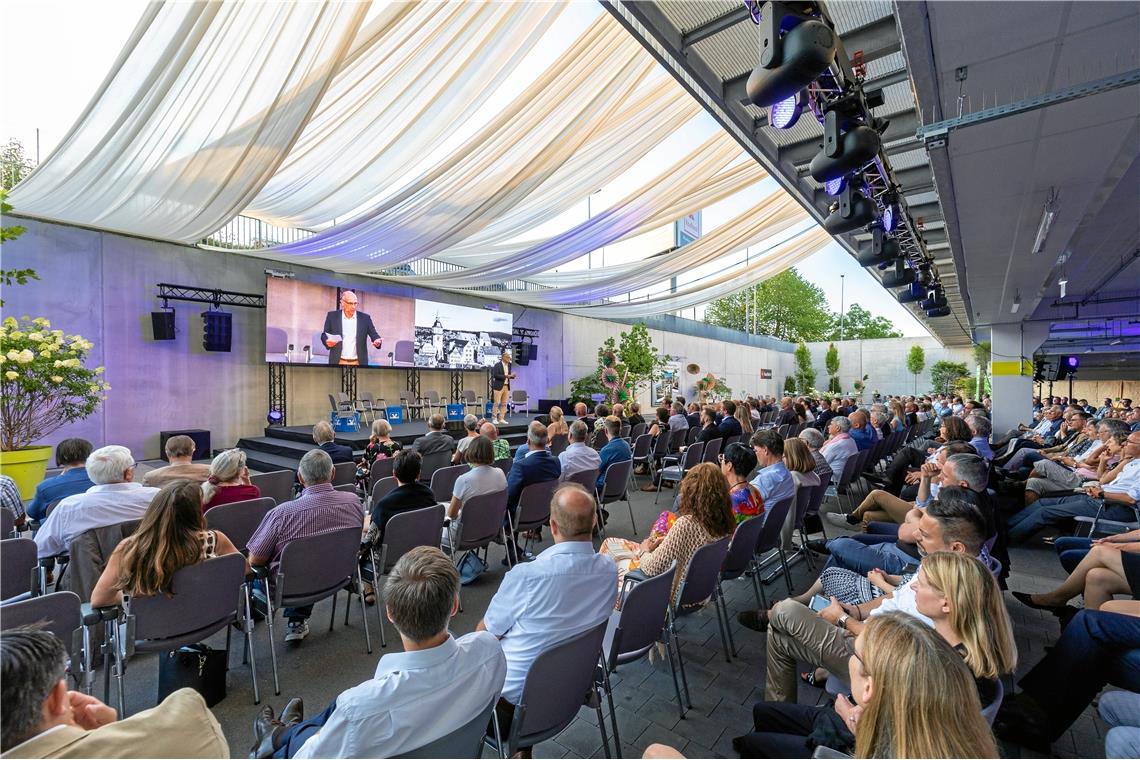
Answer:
(490, 349, 517, 425)
(322, 290, 382, 366)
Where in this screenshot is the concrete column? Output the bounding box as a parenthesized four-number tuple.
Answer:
(989, 322, 1051, 435)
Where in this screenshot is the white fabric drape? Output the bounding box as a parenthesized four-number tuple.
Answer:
(271, 16, 653, 269)
(245, 2, 565, 227)
(10, 0, 368, 242)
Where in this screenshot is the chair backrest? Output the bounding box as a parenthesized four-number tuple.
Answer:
(631, 433, 653, 459)
(1, 537, 38, 600)
(333, 461, 356, 486)
(379, 504, 446, 573)
(420, 451, 453, 484)
(651, 430, 672, 458)
(511, 389, 528, 403)
(399, 390, 415, 403)
(606, 562, 675, 669)
(129, 553, 246, 644)
(549, 434, 569, 457)
(777, 424, 791, 439)
(792, 482, 815, 530)
(515, 480, 559, 533)
(430, 464, 468, 503)
(755, 497, 795, 556)
(277, 527, 363, 605)
(1, 509, 14, 537)
(328, 393, 339, 412)
(511, 620, 608, 751)
(394, 340, 415, 364)
(804, 482, 828, 521)
(204, 497, 275, 552)
(455, 490, 508, 550)
(980, 677, 1004, 726)
(425, 390, 441, 404)
(249, 470, 295, 506)
(0, 591, 83, 651)
(630, 423, 647, 441)
(311, 332, 330, 359)
(67, 520, 142, 603)
(338, 391, 352, 405)
(494, 458, 513, 477)
(462, 389, 477, 403)
(680, 441, 704, 471)
(360, 391, 375, 404)
(835, 454, 860, 490)
(667, 427, 687, 454)
(686, 426, 699, 445)
(394, 696, 499, 759)
(370, 456, 395, 482)
(600, 459, 633, 502)
(701, 437, 723, 464)
(565, 469, 600, 499)
(675, 536, 731, 609)
(721, 515, 766, 579)
(371, 476, 398, 505)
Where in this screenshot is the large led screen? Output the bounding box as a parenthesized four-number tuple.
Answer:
(413, 299, 513, 370)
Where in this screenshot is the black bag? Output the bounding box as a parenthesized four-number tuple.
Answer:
(157, 644, 227, 707)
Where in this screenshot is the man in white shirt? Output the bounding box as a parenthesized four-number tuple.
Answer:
(320, 290, 382, 367)
(34, 446, 158, 558)
(252, 547, 506, 759)
(477, 483, 616, 754)
(558, 421, 601, 481)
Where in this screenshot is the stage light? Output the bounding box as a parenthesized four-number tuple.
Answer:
(880, 260, 915, 289)
(809, 111, 882, 182)
(1065, 355, 1080, 370)
(925, 306, 952, 317)
(824, 185, 876, 234)
(920, 291, 948, 310)
(897, 281, 925, 304)
(746, 6, 837, 108)
(855, 227, 900, 266)
(823, 176, 846, 196)
(881, 198, 900, 232)
(769, 90, 805, 129)
(267, 410, 284, 425)
(1031, 188, 1059, 254)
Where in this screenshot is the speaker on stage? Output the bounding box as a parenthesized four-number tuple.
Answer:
(202, 311, 232, 352)
(152, 311, 175, 340)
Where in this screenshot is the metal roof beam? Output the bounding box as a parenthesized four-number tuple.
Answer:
(840, 15, 902, 67)
(681, 7, 751, 50)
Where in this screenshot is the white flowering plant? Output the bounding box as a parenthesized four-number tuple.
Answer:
(0, 316, 109, 451)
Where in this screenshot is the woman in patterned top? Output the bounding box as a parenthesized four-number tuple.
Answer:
(720, 442, 764, 525)
(90, 480, 244, 607)
(362, 418, 402, 466)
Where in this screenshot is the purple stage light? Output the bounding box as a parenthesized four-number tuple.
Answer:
(824, 176, 846, 196)
(770, 92, 803, 129)
(1065, 356, 1080, 369)
(882, 204, 895, 231)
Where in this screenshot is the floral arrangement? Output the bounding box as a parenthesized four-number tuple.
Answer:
(0, 316, 109, 451)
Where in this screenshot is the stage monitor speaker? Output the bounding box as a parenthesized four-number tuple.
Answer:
(512, 342, 530, 366)
(152, 311, 176, 340)
(201, 311, 232, 352)
(159, 429, 211, 461)
(1037, 357, 1061, 382)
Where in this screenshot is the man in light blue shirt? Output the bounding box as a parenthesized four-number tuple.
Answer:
(596, 416, 632, 491)
(667, 401, 689, 432)
(966, 415, 995, 462)
(749, 429, 795, 512)
(558, 420, 601, 480)
(254, 547, 506, 759)
(478, 483, 616, 734)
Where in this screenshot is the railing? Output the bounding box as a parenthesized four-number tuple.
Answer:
(198, 215, 317, 250)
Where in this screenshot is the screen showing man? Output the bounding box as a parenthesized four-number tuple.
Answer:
(322, 290, 381, 366)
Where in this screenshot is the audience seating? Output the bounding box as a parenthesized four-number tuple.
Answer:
(1, 591, 93, 693)
(666, 536, 732, 717)
(204, 497, 275, 554)
(249, 470, 295, 506)
(549, 433, 569, 457)
(630, 434, 653, 486)
(370, 476, 398, 507)
(430, 464, 468, 504)
(597, 459, 636, 537)
(449, 490, 510, 605)
(514, 480, 558, 552)
(752, 496, 796, 598)
(419, 452, 453, 485)
(2, 509, 15, 538)
(655, 442, 704, 505)
(494, 458, 513, 477)
(716, 515, 768, 658)
(630, 422, 647, 440)
(397, 696, 500, 759)
(1, 537, 41, 601)
(686, 426, 700, 446)
(700, 437, 723, 465)
(782, 483, 828, 573)
(332, 461, 356, 486)
(369, 457, 395, 484)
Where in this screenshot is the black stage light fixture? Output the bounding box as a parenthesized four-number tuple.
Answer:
(920, 288, 948, 311)
(151, 309, 176, 340)
(809, 110, 882, 182)
(201, 310, 232, 352)
(824, 185, 876, 234)
(512, 341, 530, 366)
(880, 260, 915, 289)
(855, 227, 901, 267)
(897, 281, 925, 304)
(925, 306, 952, 317)
(746, 2, 837, 108)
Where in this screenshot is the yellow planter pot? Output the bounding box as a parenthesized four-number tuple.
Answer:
(0, 446, 53, 500)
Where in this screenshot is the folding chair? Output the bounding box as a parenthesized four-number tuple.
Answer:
(430, 464, 468, 503)
(515, 480, 559, 554)
(333, 462, 357, 486)
(716, 515, 768, 658)
(666, 537, 731, 717)
(629, 434, 653, 486)
(419, 452, 453, 485)
(655, 442, 704, 505)
(0, 591, 95, 694)
(597, 459, 636, 537)
(1, 537, 41, 601)
(205, 497, 275, 553)
(249, 470, 295, 506)
(753, 497, 796, 597)
(397, 696, 500, 759)
(370, 477, 398, 508)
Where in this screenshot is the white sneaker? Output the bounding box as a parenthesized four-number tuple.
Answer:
(825, 512, 856, 528)
(284, 620, 309, 642)
(495, 419, 505, 425)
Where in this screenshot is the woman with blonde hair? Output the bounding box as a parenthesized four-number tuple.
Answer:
(735, 402, 754, 435)
(781, 437, 821, 549)
(91, 481, 245, 607)
(547, 406, 569, 438)
(200, 449, 259, 512)
(363, 418, 401, 466)
(889, 400, 907, 432)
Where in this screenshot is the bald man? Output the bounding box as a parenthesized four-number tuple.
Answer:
(321, 290, 382, 366)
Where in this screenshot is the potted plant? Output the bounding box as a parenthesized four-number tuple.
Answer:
(0, 316, 109, 498)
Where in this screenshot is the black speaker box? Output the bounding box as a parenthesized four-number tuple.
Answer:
(159, 429, 211, 461)
(152, 311, 176, 340)
(202, 311, 232, 352)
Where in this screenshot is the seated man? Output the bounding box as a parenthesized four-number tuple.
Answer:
(575, 402, 596, 432)
(749, 429, 795, 509)
(27, 438, 95, 521)
(1, 628, 227, 758)
(965, 415, 994, 462)
(368, 450, 436, 545)
(480, 421, 511, 461)
(505, 422, 560, 562)
(1007, 430, 1140, 544)
(252, 547, 506, 759)
(140, 435, 211, 487)
(992, 404, 1064, 459)
(819, 417, 858, 480)
(718, 400, 743, 438)
(695, 406, 723, 444)
(477, 484, 616, 754)
(759, 493, 989, 700)
(776, 397, 798, 427)
(312, 420, 353, 463)
(685, 402, 701, 430)
(1022, 419, 1121, 502)
(847, 410, 878, 451)
(558, 420, 601, 481)
(247, 449, 365, 642)
(408, 414, 456, 458)
(596, 416, 632, 492)
(667, 401, 689, 432)
(34, 446, 159, 559)
(1004, 411, 1092, 475)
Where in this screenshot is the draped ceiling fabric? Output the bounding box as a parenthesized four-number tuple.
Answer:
(9, 1, 368, 242)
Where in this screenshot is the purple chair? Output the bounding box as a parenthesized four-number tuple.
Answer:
(716, 515, 767, 658)
(369, 456, 395, 484)
(753, 496, 796, 600)
(598, 459, 636, 536)
(1, 537, 39, 601)
(333, 461, 357, 487)
(450, 490, 509, 607)
(565, 468, 600, 501)
(205, 497, 275, 554)
(668, 536, 732, 717)
(249, 469, 295, 506)
(363, 504, 446, 647)
(701, 436, 723, 465)
(370, 476, 398, 508)
(419, 452, 452, 485)
(397, 696, 500, 758)
(430, 464, 468, 503)
(515, 480, 559, 552)
(1, 591, 91, 692)
(655, 442, 704, 505)
(629, 434, 653, 486)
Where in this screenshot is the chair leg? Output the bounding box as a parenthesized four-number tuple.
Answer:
(370, 554, 387, 648)
(779, 547, 793, 596)
(718, 582, 737, 659)
(753, 559, 768, 610)
(625, 492, 636, 535)
(603, 666, 621, 757)
(670, 609, 692, 711)
(712, 585, 732, 663)
(663, 625, 685, 720)
(111, 623, 127, 717)
(344, 585, 352, 626)
(356, 570, 372, 654)
(596, 695, 612, 759)
(329, 591, 338, 632)
(243, 585, 260, 705)
(262, 582, 281, 696)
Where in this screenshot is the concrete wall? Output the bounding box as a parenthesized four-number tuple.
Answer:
(3, 217, 796, 461)
(805, 337, 975, 397)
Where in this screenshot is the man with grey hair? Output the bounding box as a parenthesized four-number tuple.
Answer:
(505, 422, 560, 563)
(819, 416, 857, 480)
(312, 420, 353, 463)
(453, 414, 481, 463)
(798, 427, 833, 486)
(667, 401, 689, 432)
(1023, 419, 1119, 503)
(247, 449, 364, 642)
(141, 435, 211, 486)
(776, 396, 798, 426)
(35, 445, 159, 558)
(321, 289, 382, 366)
(559, 420, 601, 481)
(251, 547, 505, 758)
(966, 414, 994, 462)
(409, 413, 457, 458)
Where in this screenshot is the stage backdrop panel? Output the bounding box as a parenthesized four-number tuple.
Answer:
(413, 299, 513, 370)
(265, 277, 415, 367)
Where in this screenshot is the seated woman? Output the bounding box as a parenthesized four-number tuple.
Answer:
(646, 406, 671, 439)
(200, 449, 260, 512)
(783, 438, 821, 548)
(546, 406, 569, 438)
(446, 436, 506, 521)
(1015, 528, 1140, 616)
(602, 463, 734, 606)
(722, 442, 764, 525)
(739, 555, 1012, 757)
(736, 404, 755, 437)
(90, 480, 244, 608)
(362, 418, 401, 467)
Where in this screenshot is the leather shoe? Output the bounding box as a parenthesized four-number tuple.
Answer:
(805, 539, 830, 556)
(279, 697, 304, 726)
(250, 706, 282, 759)
(737, 609, 770, 633)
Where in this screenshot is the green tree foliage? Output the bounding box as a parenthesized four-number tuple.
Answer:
(827, 304, 903, 341)
(704, 270, 833, 343)
(0, 139, 35, 192)
(784, 375, 797, 394)
(0, 190, 34, 308)
(567, 323, 671, 405)
(930, 360, 970, 395)
(973, 341, 992, 398)
(794, 342, 816, 393)
(906, 345, 926, 394)
(825, 343, 840, 393)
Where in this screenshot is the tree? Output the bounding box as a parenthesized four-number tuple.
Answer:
(906, 345, 925, 394)
(826, 303, 902, 341)
(1, 139, 35, 191)
(0, 190, 35, 307)
(930, 360, 970, 395)
(973, 340, 992, 398)
(704, 269, 833, 343)
(784, 375, 797, 394)
(794, 342, 816, 394)
(567, 323, 671, 405)
(825, 343, 840, 393)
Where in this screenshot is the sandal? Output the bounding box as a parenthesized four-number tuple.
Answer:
(362, 583, 377, 607)
(800, 670, 828, 689)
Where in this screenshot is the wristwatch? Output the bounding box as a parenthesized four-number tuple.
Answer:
(836, 613, 850, 630)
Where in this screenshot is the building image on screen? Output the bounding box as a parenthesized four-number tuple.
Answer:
(413, 300, 513, 370)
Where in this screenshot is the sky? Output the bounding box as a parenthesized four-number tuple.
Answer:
(0, 0, 930, 337)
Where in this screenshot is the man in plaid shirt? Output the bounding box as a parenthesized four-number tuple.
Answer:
(247, 449, 363, 643)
